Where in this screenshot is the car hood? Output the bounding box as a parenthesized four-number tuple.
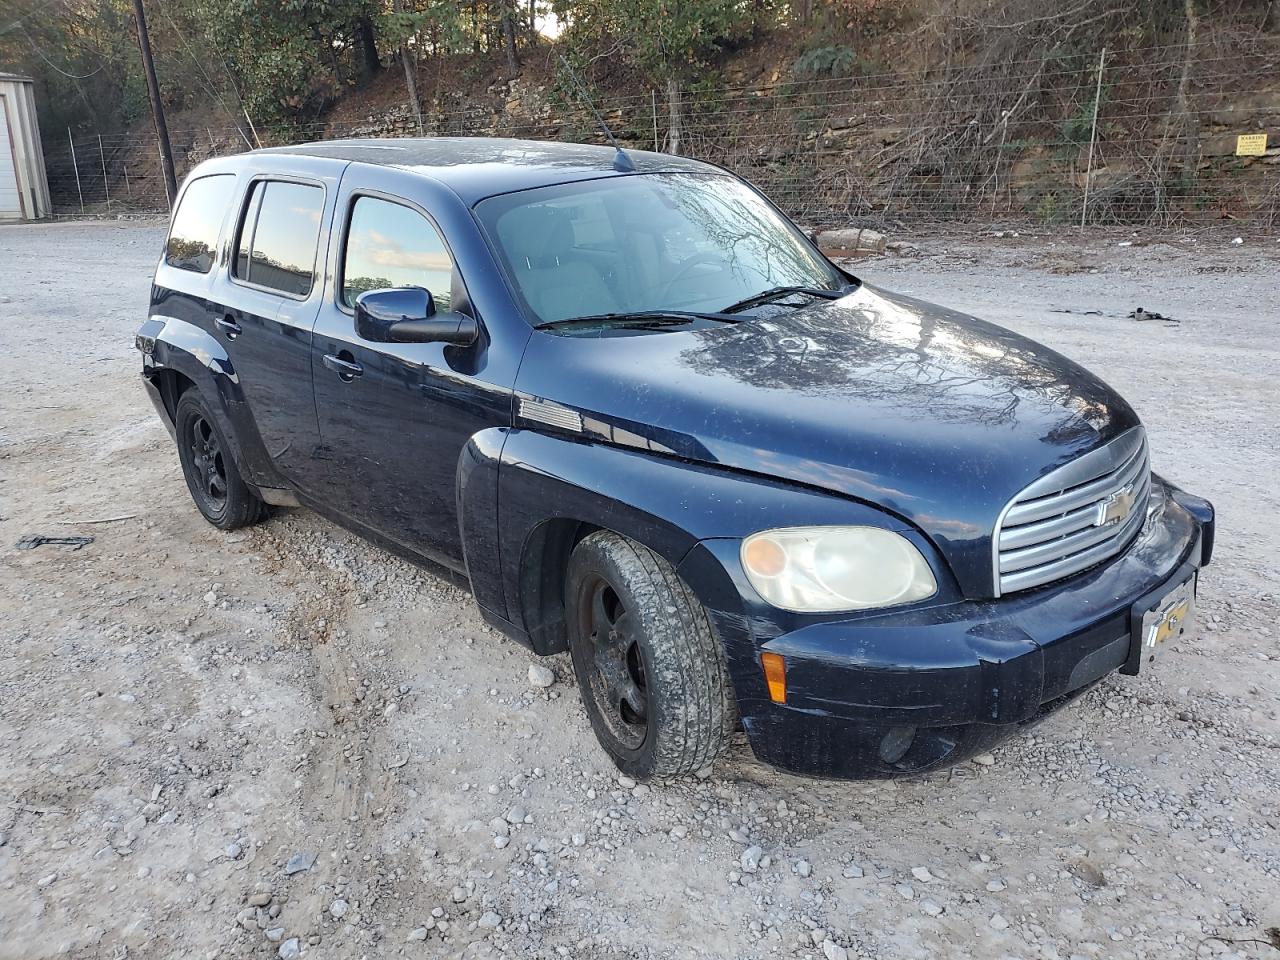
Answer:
(513, 283, 1141, 597)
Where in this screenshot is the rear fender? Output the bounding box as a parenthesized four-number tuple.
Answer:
(140, 315, 276, 486)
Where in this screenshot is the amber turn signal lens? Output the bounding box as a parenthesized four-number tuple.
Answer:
(742, 535, 787, 578)
(760, 652, 787, 704)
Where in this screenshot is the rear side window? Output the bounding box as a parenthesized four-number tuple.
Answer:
(165, 174, 236, 273)
(341, 196, 454, 310)
(234, 180, 324, 297)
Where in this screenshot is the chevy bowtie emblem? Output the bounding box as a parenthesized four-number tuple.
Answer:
(1095, 486, 1136, 527)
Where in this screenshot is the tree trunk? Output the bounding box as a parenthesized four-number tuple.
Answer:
(502, 0, 519, 72)
(355, 15, 380, 81)
(393, 0, 424, 135)
(665, 77, 681, 155)
(1173, 0, 1199, 182)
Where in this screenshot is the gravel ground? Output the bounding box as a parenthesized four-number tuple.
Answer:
(1, 220, 1278, 960)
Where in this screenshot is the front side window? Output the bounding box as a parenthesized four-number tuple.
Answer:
(341, 196, 454, 310)
(165, 174, 236, 273)
(233, 180, 324, 297)
(474, 173, 842, 324)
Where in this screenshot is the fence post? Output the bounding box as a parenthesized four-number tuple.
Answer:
(68, 128, 85, 215)
(123, 164, 132, 201)
(1080, 46, 1106, 231)
(651, 89, 659, 151)
(157, 139, 171, 211)
(98, 134, 110, 208)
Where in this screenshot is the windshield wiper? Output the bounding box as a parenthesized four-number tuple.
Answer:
(720, 284, 853, 315)
(534, 309, 740, 331)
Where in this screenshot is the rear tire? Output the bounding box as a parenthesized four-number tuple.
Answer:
(566, 531, 734, 779)
(174, 391, 264, 530)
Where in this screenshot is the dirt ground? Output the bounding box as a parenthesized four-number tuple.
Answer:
(1, 221, 1277, 960)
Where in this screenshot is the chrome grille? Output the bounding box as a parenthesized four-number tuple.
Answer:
(994, 427, 1151, 596)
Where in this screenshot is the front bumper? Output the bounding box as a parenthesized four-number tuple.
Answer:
(680, 476, 1214, 779)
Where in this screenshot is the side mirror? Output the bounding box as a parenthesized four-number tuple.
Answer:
(353, 287, 479, 346)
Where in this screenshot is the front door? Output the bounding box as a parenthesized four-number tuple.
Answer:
(308, 179, 506, 569)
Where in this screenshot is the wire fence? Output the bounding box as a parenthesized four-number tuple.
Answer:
(41, 39, 1280, 233)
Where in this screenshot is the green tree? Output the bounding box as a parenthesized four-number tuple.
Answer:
(188, 0, 387, 125)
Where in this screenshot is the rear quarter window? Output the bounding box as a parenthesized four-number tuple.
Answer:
(165, 174, 236, 274)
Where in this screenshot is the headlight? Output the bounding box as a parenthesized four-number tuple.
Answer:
(741, 526, 937, 613)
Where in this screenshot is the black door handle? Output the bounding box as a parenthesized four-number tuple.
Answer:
(323, 352, 363, 381)
(215, 316, 242, 340)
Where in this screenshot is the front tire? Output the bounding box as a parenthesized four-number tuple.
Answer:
(174, 391, 264, 530)
(566, 531, 734, 779)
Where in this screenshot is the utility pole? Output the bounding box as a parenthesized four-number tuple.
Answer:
(132, 0, 177, 206)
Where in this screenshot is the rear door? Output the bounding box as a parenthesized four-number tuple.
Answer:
(208, 162, 342, 491)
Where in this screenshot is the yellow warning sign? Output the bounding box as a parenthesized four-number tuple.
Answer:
(1236, 133, 1268, 156)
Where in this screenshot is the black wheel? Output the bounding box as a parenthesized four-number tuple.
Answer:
(566, 531, 734, 779)
(174, 391, 264, 530)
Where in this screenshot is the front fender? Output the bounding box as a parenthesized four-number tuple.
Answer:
(139, 315, 275, 486)
(492, 431, 945, 649)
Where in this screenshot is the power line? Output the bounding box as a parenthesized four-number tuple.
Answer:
(21, 27, 105, 79)
(0, 0, 52, 38)
(153, 2, 254, 148)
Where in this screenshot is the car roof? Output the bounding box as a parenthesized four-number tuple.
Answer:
(253, 137, 724, 204)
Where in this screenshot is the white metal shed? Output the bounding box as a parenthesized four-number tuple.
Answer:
(0, 72, 51, 221)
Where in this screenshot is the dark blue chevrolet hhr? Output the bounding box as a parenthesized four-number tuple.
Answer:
(136, 137, 1214, 780)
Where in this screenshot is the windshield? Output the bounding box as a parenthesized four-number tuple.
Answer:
(475, 173, 845, 325)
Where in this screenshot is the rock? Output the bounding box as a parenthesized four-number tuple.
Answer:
(248, 891, 273, 907)
(478, 911, 502, 929)
(284, 851, 316, 875)
(225, 842, 243, 860)
(36, 873, 57, 888)
(921, 899, 944, 917)
(814, 227, 887, 257)
(123, 815, 147, 838)
(972, 753, 996, 766)
(822, 941, 848, 960)
(504, 806, 528, 825)
(894, 883, 915, 900)
(617, 775, 637, 790)
(989, 913, 1010, 930)
(407, 927, 430, 941)
(494, 835, 510, 849)
(278, 939, 301, 960)
(330, 898, 349, 919)
(527, 663, 555, 688)
(842, 863, 864, 879)
(451, 885, 468, 903)
(985, 878, 1006, 892)
(264, 927, 285, 943)
(740, 845, 764, 874)
(795, 859, 812, 878)
(911, 866, 933, 882)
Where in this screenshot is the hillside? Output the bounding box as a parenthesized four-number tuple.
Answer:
(34, 6, 1280, 230)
